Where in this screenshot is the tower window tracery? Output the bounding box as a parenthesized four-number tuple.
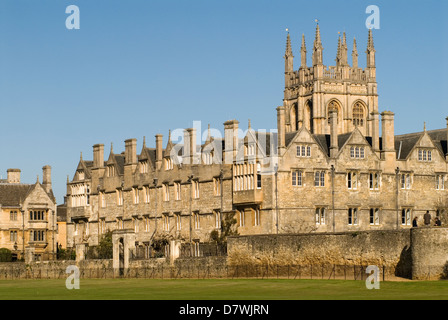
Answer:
(353, 102, 365, 127)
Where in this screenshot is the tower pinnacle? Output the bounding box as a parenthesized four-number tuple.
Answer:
(352, 37, 358, 69)
(284, 31, 294, 73)
(366, 29, 376, 68)
(312, 24, 323, 66)
(300, 34, 307, 68)
(336, 35, 341, 66)
(341, 32, 348, 66)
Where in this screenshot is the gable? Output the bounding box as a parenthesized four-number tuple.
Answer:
(284, 127, 328, 159)
(406, 132, 445, 161)
(73, 160, 92, 181)
(23, 183, 56, 207)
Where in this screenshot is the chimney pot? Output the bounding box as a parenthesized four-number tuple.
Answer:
(42, 165, 52, 193)
(7, 169, 21, 184)
(224, 120, 239, 164)
(156, 134, 163, 169)
(93, 144, 104, 168)
(329, 110, 338, 158)
(124, 139, 137, 165)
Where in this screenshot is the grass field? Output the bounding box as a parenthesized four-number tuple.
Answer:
(0, 279, 447, 300)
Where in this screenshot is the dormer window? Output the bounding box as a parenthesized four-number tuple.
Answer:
(247, 144, 255, 156)
(139, 161, 148, 174)
(203, 152, 213, 165)
(418, 149, 432, 162)
(165, 157, 174, 170)
(296, 145, 311, 157)
(350, 146, 365, 159)
(107, 165, 115, 177)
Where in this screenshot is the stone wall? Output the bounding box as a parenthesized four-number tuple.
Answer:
(411, 227, 448, 280)
(1, 228, 448, 280)
(0, 257, 227, 280)
(227, 230, 413, 278)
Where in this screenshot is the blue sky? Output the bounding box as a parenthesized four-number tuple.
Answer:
(0, 0, 447, 203)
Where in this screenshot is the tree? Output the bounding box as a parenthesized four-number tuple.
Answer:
(97, 231, 113, 259)
(0, 248, 12, 262)
(210, 211, 238, 245)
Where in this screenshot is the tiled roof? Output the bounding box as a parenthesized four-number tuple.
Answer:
(395, 129, 447, 160)
(0, 184, 33, 206)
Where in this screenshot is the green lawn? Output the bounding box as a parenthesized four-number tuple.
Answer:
(0, 279, 447, 300)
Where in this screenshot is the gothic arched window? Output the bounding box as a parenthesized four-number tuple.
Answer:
(353, 102, 365, 127)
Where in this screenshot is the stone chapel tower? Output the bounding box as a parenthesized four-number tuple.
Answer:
(283, 25, 379, 136)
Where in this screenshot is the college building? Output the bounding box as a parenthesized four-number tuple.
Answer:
(0, 167, 57, 261)
(65, 26, 448, 255)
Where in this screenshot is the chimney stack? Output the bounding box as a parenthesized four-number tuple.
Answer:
(381, 111, 396, 172)
(370, 111, 380, 152)
(183, 128, 197, 165)
(124, 138, 137, 165)
(93, 144, 104, 168)
(224, 120, 239, 165)
(42, 165, 52, 193)
(7, 169, 21, 184)
(329, 110, 338, 158)
(156, 134, 163, 169)
(277, 106, 286, 154)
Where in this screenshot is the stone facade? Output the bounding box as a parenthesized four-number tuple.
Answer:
(0, 167, 57, 261)
(65, 26, 448, 254)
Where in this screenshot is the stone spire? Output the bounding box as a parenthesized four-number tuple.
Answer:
(312, 24, 323, 66)
(206, 124, 212, 142)
(352, 37, 359, 69)
(341, 32, 348, 66)
(284, 31, 294, 73)
(367, 28, 375, 51)
(335, 35, 341, 66)
(366, 29, 376, 68)
(300, 34, 307, 68)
